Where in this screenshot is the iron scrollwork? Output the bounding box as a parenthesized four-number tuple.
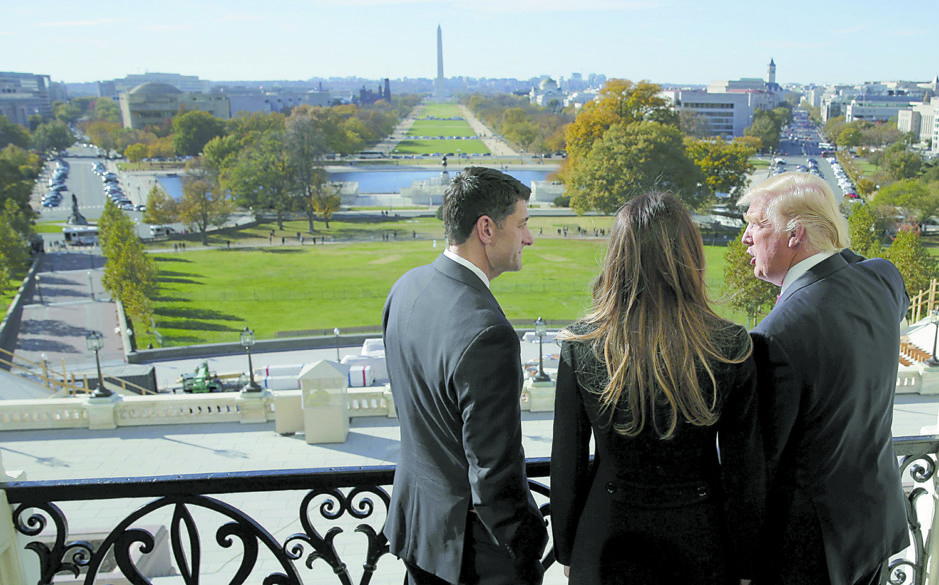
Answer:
(886, 452, 937, 585)
(284, 485, 392, 585)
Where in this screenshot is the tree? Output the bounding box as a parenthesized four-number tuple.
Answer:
(148, 136, 176, 160)
(881, 144, 922, 181)
(92, 98, 121, 123)
(124, 143, 148, 163)
(0, 116, 30, 149)
(744, 110, 782, 153)
(874, 179, 939, 228)
(564, 120, 707, 214)
(837, 125, 863, 149)
(722, 226, 777, 327)
(0, 199, 33, 290)
(84, 120, 122, 156)
(178, 175, 232, 245)
(222, 131, 293, 227)
(885, 229, 937, 299)
(142, 185, 178, 227)
(0, 145, 40, 212)
(286, 111, 330, 231)
(31, 121, 75, 154)
(846, 203, 884, 259)
(685, 137, 756, 198)
(53, 102, 82, 124)
(311, 184, 342, 229)
(98, 199, 158, 331)
(172, 110, 227, 157)
(562, 79, 673, 163)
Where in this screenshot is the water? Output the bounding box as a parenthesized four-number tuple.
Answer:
(329, 169, 553, 193)
(156, 175, 184, 200)
(157, 169, 553, 198)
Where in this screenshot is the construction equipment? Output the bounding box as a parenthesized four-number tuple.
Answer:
(180, 361, 224, 393)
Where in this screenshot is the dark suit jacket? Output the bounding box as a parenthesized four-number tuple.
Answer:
(551, 321, 763, 584)
(751, 250, 910, 585)
(382, 254, 547, 584)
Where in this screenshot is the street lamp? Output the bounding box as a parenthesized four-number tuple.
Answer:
(334, 327, 341, 361)
(241, 327, 261, 392)
(85, 331, 111, 397)
(928, 310, 939, 367)
(533, 316, 551, 382)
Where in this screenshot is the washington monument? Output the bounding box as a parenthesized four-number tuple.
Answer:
(434, 25, 448, 99)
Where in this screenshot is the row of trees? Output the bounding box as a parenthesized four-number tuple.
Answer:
(98, 199, 157, 341)
(462, 94, 573, 155)
(0, 117, 52, 290)
(107, 97, 417, 163)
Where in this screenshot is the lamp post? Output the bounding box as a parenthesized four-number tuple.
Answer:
(533, 316, 551, 382)
(334, 327, 341, 361)
(928, 310, 939, 367)
(241, 327, 261, 392)
(86, 331, 111, 397)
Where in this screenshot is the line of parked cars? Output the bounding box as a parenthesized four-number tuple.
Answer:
(41, 160, 69, 208)
(828, 158, 858, 199)
(93, 162, 139, 211)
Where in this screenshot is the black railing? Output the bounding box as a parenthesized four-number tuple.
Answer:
(1, 440, 935, 585)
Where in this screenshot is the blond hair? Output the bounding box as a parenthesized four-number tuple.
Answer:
(737, 171, 849, 253)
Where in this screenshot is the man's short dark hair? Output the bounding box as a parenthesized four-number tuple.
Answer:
(442, 167, 531, 244)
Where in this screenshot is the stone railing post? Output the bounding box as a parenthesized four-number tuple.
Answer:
(525, 377, 556, 412)
(0, 453, 26, 585)
(86, 392, 122, 430)
(236, 388, 271, 424)
(298, 360, 349, 444)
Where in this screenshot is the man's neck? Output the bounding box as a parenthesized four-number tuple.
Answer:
(448, 242, 492, 280)
(444, 247, 490, 288)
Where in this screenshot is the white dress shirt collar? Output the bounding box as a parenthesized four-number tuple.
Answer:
(780, 250, 839, 297)
(443, 249, 490, 289)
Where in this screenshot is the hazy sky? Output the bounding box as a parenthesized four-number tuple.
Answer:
(5, 0, 936, 87)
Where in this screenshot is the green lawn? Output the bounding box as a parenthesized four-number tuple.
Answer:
(141, 222, 747, 348)
(393, 139, 490, 155)
(407, 120, 476, 137)
(417, 103, 464, 118)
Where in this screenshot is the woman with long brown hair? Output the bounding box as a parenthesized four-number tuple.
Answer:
(550, 191, 762, 584)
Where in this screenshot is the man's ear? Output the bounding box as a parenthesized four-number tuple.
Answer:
(788, 224, 805, 248)
(475, 215, 495, 244)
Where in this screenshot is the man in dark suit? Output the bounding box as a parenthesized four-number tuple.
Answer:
(739, 172, 909, 585)
(382, 167, 548, 585)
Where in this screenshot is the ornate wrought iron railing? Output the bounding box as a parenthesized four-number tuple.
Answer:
(3, 439, 939, 585)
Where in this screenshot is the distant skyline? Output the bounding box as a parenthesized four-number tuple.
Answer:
(4, 0, 936, 88)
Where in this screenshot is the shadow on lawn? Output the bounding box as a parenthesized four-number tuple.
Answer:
(157, 320, 243, 333)
(153, 256, 194, 263)
(156, 307, 242, 322)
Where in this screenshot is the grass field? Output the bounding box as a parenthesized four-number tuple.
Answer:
(416, 103, 464, 118)
(407, 120, 477, 137)
(392, 103, 490, 156)
(393, 139, 490, 155)
(140, 219, 748, 348)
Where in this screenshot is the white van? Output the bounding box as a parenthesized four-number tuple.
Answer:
(149, 225, 174, 238)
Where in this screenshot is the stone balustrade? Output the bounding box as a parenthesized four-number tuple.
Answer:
(0, 375, 555, 434)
